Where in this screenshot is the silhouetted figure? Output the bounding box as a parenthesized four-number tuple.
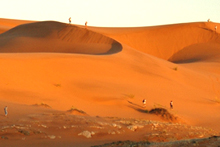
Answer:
(69, 17, 71, 24)
(170, 101, 173, 109)
(4, 106, 8, 117)
(85, 21, 88, 28)
(142, 99, 146, 107)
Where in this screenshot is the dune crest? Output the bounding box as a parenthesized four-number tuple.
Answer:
(1, 19, 220, 146)
(0, 21, 122, 54)
(0, 18, 32, 34)
(90, 22, 220, 62)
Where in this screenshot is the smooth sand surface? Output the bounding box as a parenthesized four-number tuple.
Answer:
(0, 18, 220, 146)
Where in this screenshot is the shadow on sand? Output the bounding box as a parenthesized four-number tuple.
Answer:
(127, 101, 147, 114)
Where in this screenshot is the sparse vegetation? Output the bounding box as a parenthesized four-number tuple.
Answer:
(67, 106, 86, 114)
(18, 129, 30, 136)
(149, 108, 177, 121)
(70, 106, 75, 110)
(145, 110, 149, 113)
(173, 67, 178, 71)
(34, 102, 51, 108)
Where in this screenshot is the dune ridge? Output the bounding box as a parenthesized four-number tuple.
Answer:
(0, 19, 220, 146)
(1, 20, 220, 62)
(90, 22, 220, 62)
(0, 18, 32, 34)
(0, 21, 122, 54)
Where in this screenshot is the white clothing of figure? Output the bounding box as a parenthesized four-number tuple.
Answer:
(142, 99, 146, 107)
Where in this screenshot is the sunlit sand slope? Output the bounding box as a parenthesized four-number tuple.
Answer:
(0, 20, 220, 134)
(90, 22, 220, 62)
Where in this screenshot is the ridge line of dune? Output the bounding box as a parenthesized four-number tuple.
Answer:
(0, 21, 122, 54)
(89, 22, 220, 62)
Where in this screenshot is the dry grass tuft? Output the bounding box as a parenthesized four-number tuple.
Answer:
(149, 108, 177, 121)
(33, 102, 51, 108)
(67, 106, 86, 115)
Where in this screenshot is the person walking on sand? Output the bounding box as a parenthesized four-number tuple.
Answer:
(69, 17, 71, 24)
(4, 106, 8, 117)
(170, 101, 173, 109)
(142, 99, 146, 107)
(85, 21, 88, 28)
(215, 26, 217, 32)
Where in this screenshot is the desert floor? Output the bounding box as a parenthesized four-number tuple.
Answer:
(0, 18, 220, 146)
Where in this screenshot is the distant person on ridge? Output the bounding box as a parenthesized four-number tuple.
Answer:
(207, 19, 210, 22)
(4, 106, 8, 117)
(170, 101, 173, 109)
(69, 17, 71, 24)
(85, 21, 88, 28)
(215, 26, 217, 32)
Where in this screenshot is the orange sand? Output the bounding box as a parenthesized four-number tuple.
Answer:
(0, 18, 220, 146)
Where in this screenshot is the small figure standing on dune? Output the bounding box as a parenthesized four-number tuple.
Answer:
(215, 26, 217, 32)
(85, 21, 88, 28)
(4, 106, 8, 117)
(170, 101, 173, 109)
(69, 17, 71, 24)
(142, 99, 146, 107)
(207, 19, 210, 22)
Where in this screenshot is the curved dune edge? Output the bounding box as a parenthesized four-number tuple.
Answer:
(0, 18, 33, 34)
(0, 21, 122, 54)
(1, 19, 220, 146)
(90, 22, 220, 62)
(1, 19, 220, 62)
(169, 43, 220, 63)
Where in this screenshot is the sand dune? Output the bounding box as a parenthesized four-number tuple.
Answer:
(90, 22, 220, 61)
(0, 19, 220, 146)
(169, 42, 220, 63)
(0, 18, 32, 34)
(0, 21, 122, 54)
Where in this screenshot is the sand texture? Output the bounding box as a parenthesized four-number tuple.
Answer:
(0, 18, 220, 146)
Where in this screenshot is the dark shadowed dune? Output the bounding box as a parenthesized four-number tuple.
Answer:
(0, 18, 32, 34)
(0, 21, 122, 54)
(169, 43, 220, 63)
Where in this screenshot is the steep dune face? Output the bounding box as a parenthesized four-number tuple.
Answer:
(0, 21, 122, 54)
(0, 19, 220, 134)
(90, 22, 220, 62)
(169, 43, 220, 63)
